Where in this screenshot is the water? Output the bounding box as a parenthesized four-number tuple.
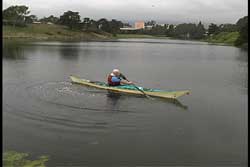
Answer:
(3, 39, 248, 166)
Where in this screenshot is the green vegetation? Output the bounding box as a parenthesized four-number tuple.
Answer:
(173, 22, 205, 39)
(3, 151, 49, 167)
(3, 5, 30, 27)
(39, 15, 58, 24)
(204, 32, 240, 45)
(58, 11, 81, 30)
(235, 16, 248, 47)
(3, 5, 123, 37)
(3, 24, 112, 40)
(204, 16, 248, 47)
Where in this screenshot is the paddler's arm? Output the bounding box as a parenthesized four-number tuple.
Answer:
(119, 73, 127, 80)
(120, 80, 133, 85)
(119, 73, 133, 85)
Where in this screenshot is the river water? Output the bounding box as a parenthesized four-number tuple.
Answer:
(3, 39, 248, 166)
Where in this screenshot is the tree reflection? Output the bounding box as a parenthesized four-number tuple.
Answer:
(235, 49, 248, 93)
(59, 45, 80, 60)
(3, 40, 25, 60)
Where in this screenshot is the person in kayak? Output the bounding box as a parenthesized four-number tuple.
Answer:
(107, 69, 133, 86)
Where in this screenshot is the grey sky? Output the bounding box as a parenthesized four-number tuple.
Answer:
(3, 0, 248, 24)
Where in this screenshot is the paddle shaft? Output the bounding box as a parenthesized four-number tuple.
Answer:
(131, 83, 151, 98)
(120, 74, 151, 98)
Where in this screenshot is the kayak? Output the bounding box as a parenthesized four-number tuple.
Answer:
(70, 75, 190, 99)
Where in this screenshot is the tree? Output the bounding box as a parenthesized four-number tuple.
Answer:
(174, 23, 197, 39)
(59, 11, 81, 30)
(166, 24, 175, 37)
(97, 18, 110, 32)
(219, 24, 237, 32)
(236, 16, 248, 30)
(193, 21, 205, 39)
(145, 20, 156, 26)
(39, 15, 59, 24)
(235, 16, 248, 46)
(88, 19, 98, 31)
(149, 24, 166, 36)
(82, 17, 90, 31)
(208, 23, 220, 35)
(109, 19, 123, 35)
(25, 15, 37, 24)
(3, 5, 30, 27)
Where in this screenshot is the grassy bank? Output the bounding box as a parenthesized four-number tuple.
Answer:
(3, 24, 112, 41)
(3, 25, 244, 47)
(203, 32, 240, 45)
(116, 33, 241, 46)
(3, 25, 172, 41)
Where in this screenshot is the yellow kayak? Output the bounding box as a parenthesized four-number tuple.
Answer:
(70, 75, 190, 99)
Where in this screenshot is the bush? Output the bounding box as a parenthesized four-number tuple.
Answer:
(3, 151, 49, 167)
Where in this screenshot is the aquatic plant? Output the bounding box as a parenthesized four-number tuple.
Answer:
(3, 151, 49, 167)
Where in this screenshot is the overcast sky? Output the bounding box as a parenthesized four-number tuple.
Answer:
(3, 0, 248, 24)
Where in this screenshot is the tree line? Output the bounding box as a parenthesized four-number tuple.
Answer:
(2, 5, 248, 45)
(2, 5, 123, 35)
(124, 18, 247, 42)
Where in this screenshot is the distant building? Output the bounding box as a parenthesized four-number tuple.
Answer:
(47, 22, 53, 25)
(135, 21, 145, 29)
(145, 25, 153, 30)
(120, 21, 146, 32)
(120, 27, 139, 31)
(32, 21, 41, 24)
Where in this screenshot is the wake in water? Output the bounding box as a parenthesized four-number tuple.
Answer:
(26, 81, 146, 113)
(4, 81, 143, 133)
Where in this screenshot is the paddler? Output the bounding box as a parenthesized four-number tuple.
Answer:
(107, 69, 133, 86)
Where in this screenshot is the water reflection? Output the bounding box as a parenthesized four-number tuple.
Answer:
(3, 41, 25, 60)
(59, 46, 80, 60)
(235, 49, 248, 92)
(105, 91, 122, 111)
(159, 98, 188, 110)
(105, 91, 188, 110)
(236, 49, 248, 62)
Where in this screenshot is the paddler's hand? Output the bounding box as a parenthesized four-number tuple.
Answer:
(127, 81, 133, 84)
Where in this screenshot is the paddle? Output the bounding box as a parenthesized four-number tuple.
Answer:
(120, 73, 152, 99)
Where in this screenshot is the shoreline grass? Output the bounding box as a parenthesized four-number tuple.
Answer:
(3, 25, 244, 48)
(202, 31, 240, 46)
(3, 24, 112, 41)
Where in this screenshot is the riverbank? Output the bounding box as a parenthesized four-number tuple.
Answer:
(115, 33, 244, 47)
(3, 25, 247, 48)
(116, 32, 245, 47)
(3, 24, 172, 41)
(3, 24, 112, 41)
(202, 32, 240, 46)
